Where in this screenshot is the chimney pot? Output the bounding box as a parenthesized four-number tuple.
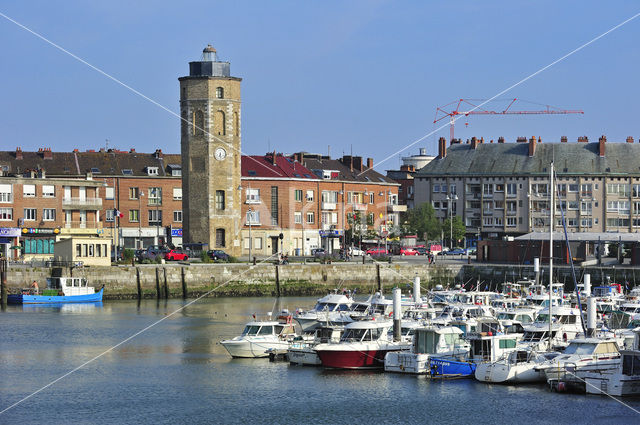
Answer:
(561, 136, 567, 143)
(626, 136, 634, 144)
(15, 147, 23, 160)
(43, 147, 53, 160)
(528, 136, 537, 157)
(599, 135, 606, 157)
(438, 137, 447, 159)
(367, 157, 373, 169)
(498, 137, 505, 144)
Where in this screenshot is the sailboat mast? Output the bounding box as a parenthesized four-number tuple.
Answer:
(549, 162, 554, 345)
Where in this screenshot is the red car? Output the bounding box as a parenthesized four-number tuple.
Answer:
(164, 249, 189, 261)
(399, 247, 418, 256)
(366, 247, 388, 256)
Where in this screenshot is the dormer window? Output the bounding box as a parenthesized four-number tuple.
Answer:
(146, 167, 159, 176)
(168, 164, 182, 177)
(216, 87, 224, 99)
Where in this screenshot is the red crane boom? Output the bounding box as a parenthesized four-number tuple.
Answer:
(433, 98, 584, 141)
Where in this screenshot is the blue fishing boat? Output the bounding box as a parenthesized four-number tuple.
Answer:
(8, 277, 104, 304)
(429, 357, 477, 378)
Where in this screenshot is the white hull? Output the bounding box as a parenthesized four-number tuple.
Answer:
(584, 373, 640, 396)
(384, 352, 431, 374)
(287, 345, 321, 366)
(543, 360, 620, 383)
(475, 361, 544, 383)
(221, 337, 289, 358)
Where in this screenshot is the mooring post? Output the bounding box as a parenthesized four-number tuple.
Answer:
(181, 267, 187, 299)
(136, 267, 142, 299)
(376, 264, 381, 292)
(155, 267, 161, 299)
(1, 257, 7, 309)
(275, 265, 281, 297)
(163, 267, 168, 299)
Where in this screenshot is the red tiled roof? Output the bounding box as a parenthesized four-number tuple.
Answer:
(241, 154, 319, 179)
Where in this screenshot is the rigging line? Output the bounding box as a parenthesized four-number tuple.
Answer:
(357, 10, 640, 176)
(0, 252, 281, 416)
(0, 11, 283, 177)
(563, 370, 640, 415)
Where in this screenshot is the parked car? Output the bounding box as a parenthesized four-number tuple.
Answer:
(312, 248, 326, 257)
(443, 248, 467, 255)
(415, 247, 429, 256)
(134, 249, 146, 262)
(208, 249, 230, 261)
(366, 247, 388, 256)
(164, 249, 189, 261)
(399, 247, 418, 256)
(349, 247, 364, 256)
(142, 246, 169, 261)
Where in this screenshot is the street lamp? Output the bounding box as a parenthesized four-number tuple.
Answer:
(138, 189, 144, 249)
(248, 207, 253, 261)
(446, 194, 458, 250)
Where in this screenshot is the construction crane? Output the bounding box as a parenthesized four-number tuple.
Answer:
(433, 98, 584, 141)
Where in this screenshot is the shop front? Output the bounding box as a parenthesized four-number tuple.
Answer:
(0, 227, 22, 260)
(20, 227, 61, 260)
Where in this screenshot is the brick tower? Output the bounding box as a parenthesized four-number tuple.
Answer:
(179, 45, 242, 256)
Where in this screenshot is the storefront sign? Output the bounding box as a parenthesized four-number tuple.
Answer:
(319, 230, 344, 237)
(22, 228, 60, 235)
(171, 228, 183, 237)
(0, 228, 21, 237)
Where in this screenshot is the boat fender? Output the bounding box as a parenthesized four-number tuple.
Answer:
(563, 333, 567, 342)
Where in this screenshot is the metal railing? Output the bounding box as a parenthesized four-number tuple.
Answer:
(62, 197, 103, 208)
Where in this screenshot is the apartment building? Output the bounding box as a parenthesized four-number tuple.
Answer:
(414, 135, 640, 243)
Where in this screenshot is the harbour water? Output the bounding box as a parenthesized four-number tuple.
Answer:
(1, 297, 639, 424)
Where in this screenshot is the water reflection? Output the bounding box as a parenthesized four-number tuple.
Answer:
(21, 301, 103, 312)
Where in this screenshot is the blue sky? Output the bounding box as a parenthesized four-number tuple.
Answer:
(1, 1, 639, 171)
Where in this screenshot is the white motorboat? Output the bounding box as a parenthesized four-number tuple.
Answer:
(535, 337, 621, 387)
(293, 292, 354, 332)
(221, 317, 297, 358)
(522, 305, 583, 350)
(287, 326, 342, 366)
(314, 320, 410, 369)
(584, 335, 640, 396)
(475, 349, 560, 384)
(384, 326, 469, 374)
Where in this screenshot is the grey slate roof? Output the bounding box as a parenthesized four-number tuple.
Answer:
(301, 157, 397, 184)
(415, 142, 640, 177)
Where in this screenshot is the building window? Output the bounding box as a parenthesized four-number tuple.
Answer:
(76, 244, 81, 257)
(271, 186, 279, 225)
(146, 167, 159, 176)
(43, 208, 56, 221)
(506, 183, 517, 196)
(216, 87, 224, 99)
(367, 213, 374, 226)
(105, 187, 115, 200)
(215, 190, 225, 210)
(246, 210, 260, 224)
(193, 109, 204, 136)
(148, 187, 162, 205)
(24, 208, 37, 221)
(0, 184, 12, 203)
(433, 184, 440, 193)
(149, 209, 162, 225)
(450, 185, 457, 195)
(215, 228, 225, 247)
(306, 190, 314, 201)
(173, 187, 183, 200)
(129, 210, 139, 223)
(294, 189, 303, 202)
(294, 212, 302, 224)
(174, 210, 183, 222)
(23, 184, 36, 197)
(0, 208, 13, 220)
(105, 209, 114, 222)
(129, 187, 139, 199)
(214, 110, 226, 135)
(483, 184, 493, 196)
(42, 185, 55, 197)
(306, 212, 315, 224)
(246, 188, 260, 203)
(369, 193, 374, 204)
(506, 217, 517, 227)
(322, 191, 339, 203)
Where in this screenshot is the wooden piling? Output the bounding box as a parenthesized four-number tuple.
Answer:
(155, 267, 161, 299)
(275, 265, 281, 297)
(1, 258, 7, 309)
(163, 268, 168, 299)
(136, 267, 142, 299)
(181, 267, 187, 299)
(376, 264, 381, 292)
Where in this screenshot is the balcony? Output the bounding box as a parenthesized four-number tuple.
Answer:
(321, 202, 337, 210)
(245, 197, 261, 205)
(387, 204, 407, 212)
(353, 203, 367, 211)
(506, 210, 517, 216)
(482, 210, 493, 215)
(62, 197, 102, 210)
(63, 221, 103, 230)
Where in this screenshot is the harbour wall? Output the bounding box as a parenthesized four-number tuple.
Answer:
(6, 262, 638, 299)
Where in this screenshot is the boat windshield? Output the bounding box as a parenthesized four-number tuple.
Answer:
(563, 343, 596, 355)
(515, 314, 533, 323)
(242, 325, 261, 336)
(314, 302, 336, 311)
(619, 306, 640, 313)
(522, 331, 548, 342)
(497, 312, 516, 320)
(351, 303, 369, 313)
(341, 327, 384, 342)
(415, 331, 440, 354)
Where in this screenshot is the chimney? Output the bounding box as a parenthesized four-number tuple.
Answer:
(272, 150, 277, 166)
(577, 136, 588, 143)
(353, 156, 363, 171)
(154, 149, 163, 159)
(419, 148, 426, 156)
(498, 137, 505, 144)
(480, 137, 484, 144)
(43, 148, 53, 160)
(561, 136, 567, 143)
(73, 148, 79, 153)
(129, 148, 136, 153)
(528, 137, 536, 157)
(516, 137, 527, 143)
(599, 135, 606, 157)
(366, 157, 373, 169)
(471, 137, 478, 149)
(438, 137, 447, 159)
(626, 136, 634, 144)
(15, 147, 23, 160)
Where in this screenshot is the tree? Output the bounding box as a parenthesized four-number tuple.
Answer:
(443, 216, 466, 247)
(406, 203, 441, 241)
